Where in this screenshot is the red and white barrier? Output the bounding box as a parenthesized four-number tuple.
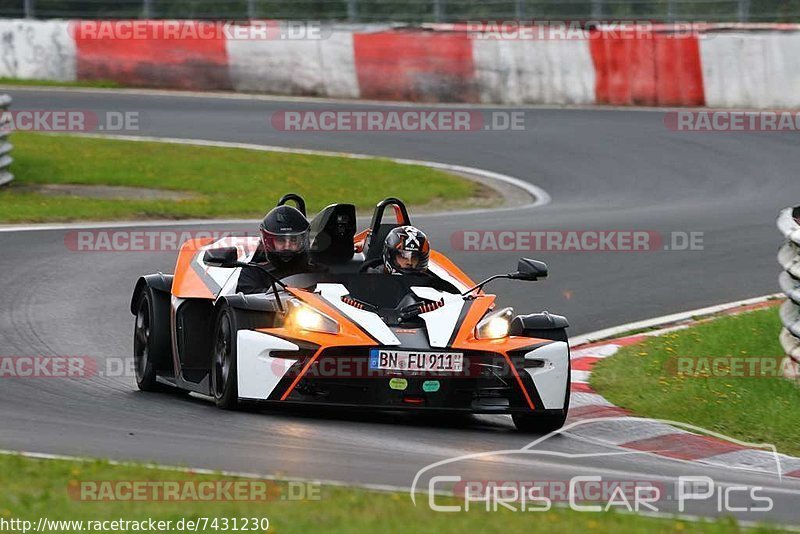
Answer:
(2, 20, 800, 109)
(700, 32, 800, 108)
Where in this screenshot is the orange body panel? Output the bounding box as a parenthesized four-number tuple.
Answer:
(429, 249, 476, 290)
(171, 237, 217, 299)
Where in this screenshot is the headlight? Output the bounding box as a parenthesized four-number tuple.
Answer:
(286, 299, 340, 334)
(475, 307, 513, 339)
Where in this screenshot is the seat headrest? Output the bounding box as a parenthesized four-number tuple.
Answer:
(309, 203, 357, 265)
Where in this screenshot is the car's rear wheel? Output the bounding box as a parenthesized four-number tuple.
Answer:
(513, 327, 570, 433)
(133, 286, 172, 392)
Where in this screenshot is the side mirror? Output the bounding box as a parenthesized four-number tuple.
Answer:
(203, 247, 239, 268)
(509, 258, 548, 281)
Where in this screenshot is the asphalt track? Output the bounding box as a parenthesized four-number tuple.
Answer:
(2, 88, 800, 524)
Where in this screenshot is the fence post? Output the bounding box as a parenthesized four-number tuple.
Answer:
(738, 0, 751, 22)
(515, 0, 524, 20)
(347, 0, 358, 21)
(591, 0, 603, 20)
(247, 0, 256, 19)
(666, 0, 676, 22)
(142, 0, 152, 18)
(433, 0, 444, 22)
(23, 0, 34, 18)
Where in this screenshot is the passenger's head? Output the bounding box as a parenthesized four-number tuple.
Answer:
(382, 226, 430, 274)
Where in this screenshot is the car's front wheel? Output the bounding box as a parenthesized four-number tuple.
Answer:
(512, 409, 568, 433)
(210, 304, 271, 409)
(211, 305, 239, 409)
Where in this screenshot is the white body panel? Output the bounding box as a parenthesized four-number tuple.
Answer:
(411, 287, 465, 348)
(237, 330, 298, 400)
(316, 283, 401, 345)
(522, 341, 570, 410)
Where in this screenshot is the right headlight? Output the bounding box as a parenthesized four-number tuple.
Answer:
(475, 307, 514, 340)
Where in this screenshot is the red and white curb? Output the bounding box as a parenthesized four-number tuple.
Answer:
(566, 295, 800, 480)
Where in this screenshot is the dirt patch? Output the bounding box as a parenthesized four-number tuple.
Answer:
(411, 179, 504, 213)
(16, 184, 199, 201)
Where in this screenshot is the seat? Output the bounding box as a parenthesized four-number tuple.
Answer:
(362, 198, 412, 265)
(309, 203, 356, 265)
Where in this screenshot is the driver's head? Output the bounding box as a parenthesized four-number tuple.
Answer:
(382, 226, 430, 274)
(259, 205, 310, 265)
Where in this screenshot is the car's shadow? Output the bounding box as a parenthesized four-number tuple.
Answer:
(147, 387, 518, 433)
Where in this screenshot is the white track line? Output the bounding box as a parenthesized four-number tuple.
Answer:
(570, 293, 784, 347)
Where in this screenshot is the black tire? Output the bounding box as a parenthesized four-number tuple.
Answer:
(513, 328, 570, 433)
(211, 305, 270, 410)
(133, 286, 172, 392)
(512, 409, 568, 433)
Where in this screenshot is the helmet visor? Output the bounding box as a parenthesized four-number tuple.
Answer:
(261, 229, 308, 254)
(390, 249, 424, 271)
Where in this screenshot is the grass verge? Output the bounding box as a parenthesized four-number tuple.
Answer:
(591, 306, 800, 456)
(0, 132, 484, 223)
(0, 453, 779, 533)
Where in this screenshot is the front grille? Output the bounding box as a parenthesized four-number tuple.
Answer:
(283, 347, 531, 410)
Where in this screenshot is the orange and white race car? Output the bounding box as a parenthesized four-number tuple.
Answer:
(130, 197, 570, 432)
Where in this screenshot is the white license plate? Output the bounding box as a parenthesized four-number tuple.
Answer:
(369, 349, 463, 372)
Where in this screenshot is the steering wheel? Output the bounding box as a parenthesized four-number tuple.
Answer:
(359, 257, 383, 273)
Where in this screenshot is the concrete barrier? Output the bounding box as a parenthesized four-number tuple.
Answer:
(0, 20, 76, 81)
(701, 32, 800, 109)
(3, 19, 800, 109)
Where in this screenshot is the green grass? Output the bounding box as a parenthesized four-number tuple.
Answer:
(0, 78, 123, 89)
(591, 306, 800, 456)
(0, 453, 780, 533)
(0, 132, 478, 222)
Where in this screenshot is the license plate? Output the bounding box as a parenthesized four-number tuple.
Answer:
(369, 349, 463, 372)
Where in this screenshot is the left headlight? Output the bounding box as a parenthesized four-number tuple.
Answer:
(475, 307, 513, 340)
(286, 298, 340, 334)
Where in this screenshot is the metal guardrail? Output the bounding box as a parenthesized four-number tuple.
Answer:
(0, 94, 13, 187)
(3, 0, 800, 23)
(778, 205, 800, 363)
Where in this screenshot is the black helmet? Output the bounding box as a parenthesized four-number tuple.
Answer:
(259, 205, 310, 265)
(382, 226, 430, 274)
